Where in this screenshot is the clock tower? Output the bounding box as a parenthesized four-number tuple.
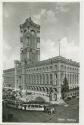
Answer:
(20, 17, 40, 66)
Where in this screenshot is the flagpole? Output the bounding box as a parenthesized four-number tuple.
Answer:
(29, 3, 31, 18)
(30, 4, 32, 19)
(59, 40, 60, 56)
(30, 6, 31, 18)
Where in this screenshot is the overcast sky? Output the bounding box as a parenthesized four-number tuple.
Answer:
(3, 2, 80, 69)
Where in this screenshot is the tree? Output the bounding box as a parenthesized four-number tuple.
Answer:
(61, 76, 69, 99)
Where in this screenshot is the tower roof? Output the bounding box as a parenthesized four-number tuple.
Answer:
(20, 17, 40, 31)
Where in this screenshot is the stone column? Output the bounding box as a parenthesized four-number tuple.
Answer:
(39, 74, 41, 85)
(31, 74, 32, 85)
(41, 74, 43, 85)
(54, 73, 56, 85)
(44, 74, 46, 85)
(45, 74, 47, 84)
(34, 75, 35, 84)
(46, 74, 49, 85)
(38, 74, 40, 85)
(33, 75, 34, 85)
(43, 74, 45, 85)
(52, 72, 55, 85)
(21, 66, 25, 90)
(36, 74, 37, 85)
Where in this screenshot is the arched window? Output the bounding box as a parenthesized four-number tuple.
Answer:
(37, 41, 40, 49)
(27, 36, 30, 46)
(55, 74, 57, 79)
(40, 75, 42, 84)
(37, 75, 39, 84)
(50, 74, 53, 84)
(46, 74, 49, 84)
(27, 51, 29, 59)
(43, 74, 45, 84)
(34, 75, 36, 83)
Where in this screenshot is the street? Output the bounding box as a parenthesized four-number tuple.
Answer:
(3, 98, 79, 123)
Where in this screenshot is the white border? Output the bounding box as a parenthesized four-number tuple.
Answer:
(80, 1, 84, 125)
(0, 0, 84, 125)
(0, 1, 2, 124)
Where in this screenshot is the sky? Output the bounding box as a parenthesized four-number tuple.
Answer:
(3, 2, 80, 69)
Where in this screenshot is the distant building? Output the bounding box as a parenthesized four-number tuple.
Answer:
(3, 17, 79, 103)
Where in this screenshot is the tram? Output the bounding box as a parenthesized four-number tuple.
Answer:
(21, 104, 44, 111)
(4, 99, 48, 112)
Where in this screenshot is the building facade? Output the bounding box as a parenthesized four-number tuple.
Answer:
(3, 17, 79, 103)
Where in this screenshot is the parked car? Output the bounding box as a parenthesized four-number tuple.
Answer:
(44, 106, 55, 114)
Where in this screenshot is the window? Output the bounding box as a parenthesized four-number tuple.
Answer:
(46, 74, 49, 84)
(70, 74, 71, 84)
(65, 66, 66, 69)
(37, 42, 40, 49)
(37, 75, 39, 84)
(34, 75, 36, 84)
(43, 74, 45, 84)
(75, 75, 76, 84)
(46, 67, 48, 70)
(55, 74, 57, 79)
(50, 74, 53, 84)
(50, 66, 52, 69)
(27, 52, 29, 59)
(27, 37, 30, 46)
(40, 75, 42, 84)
